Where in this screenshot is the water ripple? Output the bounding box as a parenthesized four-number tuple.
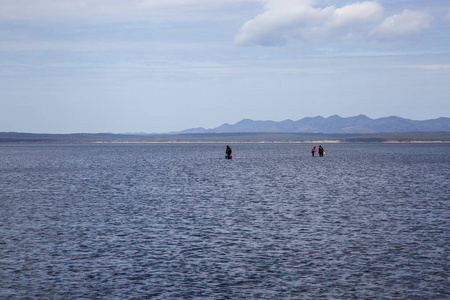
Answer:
(1, 143, 449, 299)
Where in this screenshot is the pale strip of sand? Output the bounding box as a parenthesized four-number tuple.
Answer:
(383, 141, 450, 143)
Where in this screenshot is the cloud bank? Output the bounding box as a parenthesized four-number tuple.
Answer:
(234, 0, 433, 46)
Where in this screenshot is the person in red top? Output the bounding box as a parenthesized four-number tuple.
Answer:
(311, 146, 316, 157)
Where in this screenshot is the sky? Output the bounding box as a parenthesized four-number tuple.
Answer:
(1, 0, 449, 133)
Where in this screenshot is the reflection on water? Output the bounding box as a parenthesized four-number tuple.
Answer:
(1, 143, 449, 299)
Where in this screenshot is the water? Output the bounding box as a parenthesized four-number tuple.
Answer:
(1, 143, 449, 299)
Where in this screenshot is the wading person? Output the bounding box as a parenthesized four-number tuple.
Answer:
(318, 145, 324, 157)
(226, 145, 232, 159)
(311, 146, 316, 157)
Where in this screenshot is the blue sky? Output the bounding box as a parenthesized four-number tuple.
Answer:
(1, 0, 449, 133)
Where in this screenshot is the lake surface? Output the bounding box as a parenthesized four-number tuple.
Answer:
(1, 143, 449, 299)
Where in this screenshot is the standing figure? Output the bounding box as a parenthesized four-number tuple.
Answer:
(318, 145, 324, 157)
(311, 146, 316, 157)
(226, 145, 232, 159)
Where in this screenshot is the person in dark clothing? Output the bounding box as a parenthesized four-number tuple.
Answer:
(318, 145, 324, 157)
(226, 145, 232, 159)
(311, 146, 316, 157)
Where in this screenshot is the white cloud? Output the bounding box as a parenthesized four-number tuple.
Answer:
(234, 0, 383, 46)
(235, 1, 439, 46)
(234, 0, 319, 46)
(325, 2, 383, 29)
(370, 9, 432, 40)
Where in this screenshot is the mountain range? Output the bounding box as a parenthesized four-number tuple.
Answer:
(179, 115, 450, 134)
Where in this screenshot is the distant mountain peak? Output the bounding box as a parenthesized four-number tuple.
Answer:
(328, 114, 342, 119)
(354, 114, 371, 119)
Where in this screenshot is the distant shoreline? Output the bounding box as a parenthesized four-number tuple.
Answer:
(1, 132, 449, 144)
(90, 140, 450, 144)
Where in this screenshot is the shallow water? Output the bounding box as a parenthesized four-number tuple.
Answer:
(1, 143, 449, 299)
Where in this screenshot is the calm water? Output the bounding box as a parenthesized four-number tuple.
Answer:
(1, 143, 449, 299)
